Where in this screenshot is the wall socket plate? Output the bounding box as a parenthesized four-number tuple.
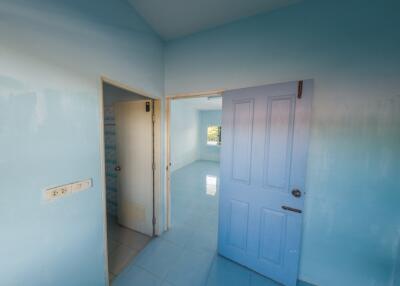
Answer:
(44, 179, 92, 201)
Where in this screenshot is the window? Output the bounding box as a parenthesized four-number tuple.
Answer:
(207, 126, 221, 146)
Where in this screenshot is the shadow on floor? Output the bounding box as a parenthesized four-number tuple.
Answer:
(107, 216, 152, 282)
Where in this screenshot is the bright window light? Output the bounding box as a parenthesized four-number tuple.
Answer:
(207, 126, 221, 146)
(206, 175, 217, 196)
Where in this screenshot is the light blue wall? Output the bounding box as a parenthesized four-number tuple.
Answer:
(165, 1, 400, 285)
(0, 0, 163, 285)
(199, 110, 221, 162)
(171, 107, 221, 169)
(2, 0, 400, 285)
(170, 100, 200, 171)
(394, 242, 400, 286)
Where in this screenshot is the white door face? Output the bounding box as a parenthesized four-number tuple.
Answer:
(218, 80, 312, 286)
(114, 100, 153, 236)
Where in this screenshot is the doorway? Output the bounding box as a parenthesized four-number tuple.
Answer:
(165, 94, 223, 249)
(100, 78, 161, 283)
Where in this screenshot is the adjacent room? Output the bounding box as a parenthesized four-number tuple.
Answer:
(102, 81, 160, 280)
(112, 96, 224, 285)
(1, 0, 399, 286)
(168, 95, 222, 246)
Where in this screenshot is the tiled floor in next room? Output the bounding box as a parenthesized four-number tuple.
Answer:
(112, 160, 312, 286)
(107, 216, 152, 281)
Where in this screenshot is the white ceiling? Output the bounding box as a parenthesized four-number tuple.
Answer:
(128, 0, 301, 40)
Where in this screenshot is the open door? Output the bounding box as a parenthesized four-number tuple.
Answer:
(218, 80, 312, 286)
(114, 100, 154, 236)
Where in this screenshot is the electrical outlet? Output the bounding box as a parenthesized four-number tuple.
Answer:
(44, 186, 66, 200)
(45, 187, 59, 200)
(44, 179, 92, 201)
(59, 185, 70, 195)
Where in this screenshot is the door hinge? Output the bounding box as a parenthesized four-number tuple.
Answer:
(152, 217, 156, 225)
(152, 162, 156, 171)
(297, 80, 303, 99)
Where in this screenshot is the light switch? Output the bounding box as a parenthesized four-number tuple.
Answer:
(71, 179, 92, 193)
(71, 182, 83, 192)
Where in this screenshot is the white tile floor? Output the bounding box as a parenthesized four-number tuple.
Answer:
(107, 216, 152, 282)
(111, 160, 313, 286)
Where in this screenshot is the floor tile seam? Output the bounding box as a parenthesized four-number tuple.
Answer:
(157, 235, 188, 249)
(112, 242, 141, 255)
(163, 251, 212, 286)
(203, 253, 219, 286)
(109, 259, 134, 276)
(182, 242, 217, 255)
(108, 242, 123, 257)
(134, 254, 181, 282)
(119, 240, 149, 253)
(129, 263, 166, 283)
(159, 230, 193, 249)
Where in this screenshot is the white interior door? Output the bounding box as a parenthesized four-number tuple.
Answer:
(218, 80, 312, 286)
(114, 100, 153, 236)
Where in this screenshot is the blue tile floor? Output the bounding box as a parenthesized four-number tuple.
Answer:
(112, 160, 312, 286)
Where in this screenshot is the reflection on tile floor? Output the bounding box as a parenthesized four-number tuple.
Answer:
(107, 216, 152, 282)
(112, 160, 312, 286)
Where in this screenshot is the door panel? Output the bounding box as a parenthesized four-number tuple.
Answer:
(264, 96, 295, 190)
(259, 208, 286, 265)
(231, 99, 254, 183)
(227, 200, 249, 250)
(114, 100, 153, 236)
(218, 80, 312, 286)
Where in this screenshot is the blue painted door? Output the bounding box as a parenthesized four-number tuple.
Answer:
(218, 80, 312, 286)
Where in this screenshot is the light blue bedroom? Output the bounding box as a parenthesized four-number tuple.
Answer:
(1, 0, 399, 286)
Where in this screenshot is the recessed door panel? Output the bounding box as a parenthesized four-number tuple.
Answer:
(259, 208, 286, 265)
(264, 96, 295, 191)
(231, 100, 254, 183)
(227, 200, 249, 250)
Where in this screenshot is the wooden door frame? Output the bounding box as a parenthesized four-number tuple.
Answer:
(99, 76, 162, 286)
(165, 89, 225, 229)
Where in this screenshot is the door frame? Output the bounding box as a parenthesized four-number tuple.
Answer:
(164, 80, 310, 227)
(165, 89, 225, 229)
(99, 76, 162, 285)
